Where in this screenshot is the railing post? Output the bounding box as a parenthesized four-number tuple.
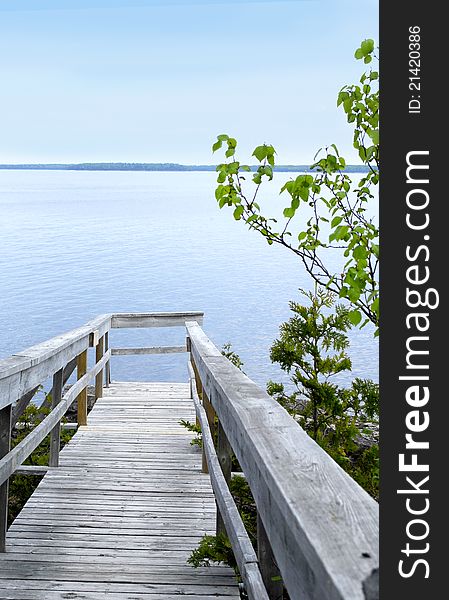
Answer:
(257, 513, 283, 600)
(201, 389, 216, 474)
(76, 349, 88, 426)
(0, 404, 12, 552)
(187, 345, 209, 473)
(105, 331, 110, 388)
(49, 368, 63, 467)
(95, 335, 105, 400)
(216, 421, 232, 536)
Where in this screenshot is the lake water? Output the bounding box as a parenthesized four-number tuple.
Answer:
(0, 170, 378, 389)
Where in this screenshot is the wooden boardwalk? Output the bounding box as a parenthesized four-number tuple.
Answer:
(0, 381, 239, 600)
(0, 313, 379, 599)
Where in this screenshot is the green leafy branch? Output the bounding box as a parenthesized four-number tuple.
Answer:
(212, 40, 379, 333)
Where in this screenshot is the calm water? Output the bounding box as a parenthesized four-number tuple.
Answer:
(0, 170, 378, 389)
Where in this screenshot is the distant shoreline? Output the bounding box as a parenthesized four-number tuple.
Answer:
(0, 163, 369, 173)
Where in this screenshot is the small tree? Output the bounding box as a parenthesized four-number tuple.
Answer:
(267, 289, 379, 497)
(268, 288, 351, 441)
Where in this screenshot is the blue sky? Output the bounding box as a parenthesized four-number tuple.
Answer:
(0, 0, 378, 164)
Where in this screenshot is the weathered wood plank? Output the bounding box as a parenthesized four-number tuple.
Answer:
(187, 321, 378, 600)
(0, 404, 12, 552)
(190, 378, 268, 600)
(49, 368, 63, 467)
(0, 315, 112, 409)
(111, 345, 187, 355)
(104, 330, 110, 387)
(76, 350, 88, 427)
(11, 386, 40, 429)
(0, 351, 110, 487)
(95, 335, 104, 400)
(0, 591, 234, 600)
(111, 312, 203, 329)
(37, 357, 77, 422)
(0, 579, 239, 596)
(216, 421, 232, 537)
(14, 466, 49, 476)
(1, 380, 239, 598)
(257, 513, 283, 600)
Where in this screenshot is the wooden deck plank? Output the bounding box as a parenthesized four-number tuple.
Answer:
(0, 382, 239, 599)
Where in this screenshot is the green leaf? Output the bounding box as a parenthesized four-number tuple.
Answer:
(252, 145, 267, 162)
(354, 48, 364, 59)
(364, 55, 372, 64)
(225, 148, 235, 158)
(215, 185, 226, 200)
(353, 245, 368, 260)
(331, 216, 343, 228)
(233, 206, 244, 220)
(337, 91, 349, 107)
(343, 97, 352, 113)
(283, 207, 295, 218)
(217, 171, 226, 183)
(369, 129, 379, 145)
(334, 225, 350, 240)
(348, 287, 361, 302)
(298, 187, 309, 202)
(217, 134, 229, 142)
(361, 39, 375, 54)
(212, 141, 222, 152)
(348, 309, 362, 326)
(263, 165, 273, 180)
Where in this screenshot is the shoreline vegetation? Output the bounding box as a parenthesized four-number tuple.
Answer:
(0, 162, 370, 173)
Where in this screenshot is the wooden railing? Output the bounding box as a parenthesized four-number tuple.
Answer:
(0, 312, 203, 552)
(0, 312, 379, 600)
(186, 320, 379, 600)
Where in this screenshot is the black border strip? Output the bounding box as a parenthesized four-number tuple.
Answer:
(380, 2, 443, 597)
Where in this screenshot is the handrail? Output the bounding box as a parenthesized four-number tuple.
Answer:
(0, 314, 112, 410)
(0, 312, 204, 410)
(186, 320, 379, 600)
(0, 311, 204, 552)
(0, 311, 378, 600)
(188, 362, 269, 600)
(0, 351, 110, 488)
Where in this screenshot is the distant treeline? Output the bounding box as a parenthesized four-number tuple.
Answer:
(0, 163, 370, 173)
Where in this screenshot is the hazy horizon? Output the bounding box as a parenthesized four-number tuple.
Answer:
(0, 0, 378, 165)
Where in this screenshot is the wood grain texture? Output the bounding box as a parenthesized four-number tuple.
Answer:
(95, 335, 104, 400)
(0, 381, 238, 599)
(0, 315, 111, 409)
(111, 312, 204, 329)
(111, 345, 186, 355)
(76, 350, 88, 427)
(0, 405, 12, 552)
(0, 352, 111, 487)
(49, 369, 63, 468)
(189, 372, 269, 600)
(187, 321, 379, 600)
